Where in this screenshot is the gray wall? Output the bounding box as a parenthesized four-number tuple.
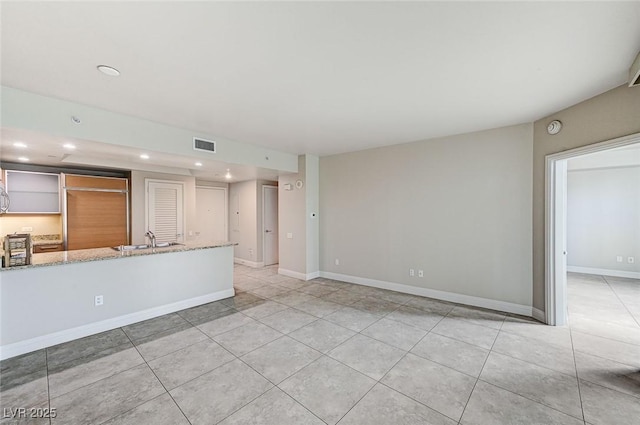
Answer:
(532, 84, 640, 311)
(567, 166, 640, 274)
(278, 155, 320, 277)
(319, 124, 533, 306)
(279, 156, 308, 275)
(229, 179, 277, 264)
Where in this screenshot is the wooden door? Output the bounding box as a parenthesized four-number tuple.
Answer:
(66, 190, 128, 250)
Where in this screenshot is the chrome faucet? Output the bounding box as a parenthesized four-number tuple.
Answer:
(145, 230, 157, 248)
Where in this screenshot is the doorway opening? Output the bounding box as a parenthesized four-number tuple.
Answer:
(545, 132, 640, 326)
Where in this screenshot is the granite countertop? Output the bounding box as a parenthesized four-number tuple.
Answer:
(1, 234, 62, 246)
(1, 241, 235, 271)
(32, 239, 63, 246)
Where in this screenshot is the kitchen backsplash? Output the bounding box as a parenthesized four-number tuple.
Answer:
(1, 234, 62, 249)
(0, 214, 63, 237)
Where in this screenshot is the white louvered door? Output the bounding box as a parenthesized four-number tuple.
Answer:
(146, 180, 184, 243)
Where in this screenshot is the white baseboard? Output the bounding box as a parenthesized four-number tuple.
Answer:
(234, 258, 265, 268)
(567, 266, 640, 280)
(320, 271, 533, 317)
(278, 268, 320, 281)
(0, 288, 235, 361)
(532, 307, 546, 323)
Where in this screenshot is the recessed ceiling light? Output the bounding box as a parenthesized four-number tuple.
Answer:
(63, 143, 76, 150)
(18, 156, 29, 162)
(140, 154, 150, 160)
(13, 142, 27, 148)
(195, 162, 203, 167)
(97, 65, 120, 77)
(225, 169, 232, 180)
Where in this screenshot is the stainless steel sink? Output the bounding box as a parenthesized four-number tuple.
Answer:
(111, 242, 183, 251)
(112, 244, 149, 251)
(155, 242, 184, 248)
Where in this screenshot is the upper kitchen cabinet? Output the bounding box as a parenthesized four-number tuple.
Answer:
(4, 170, 61, 213)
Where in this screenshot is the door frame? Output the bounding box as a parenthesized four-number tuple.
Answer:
(195, 185, 229, 241)
(262, 185, 279, 266)
(145, 179, 186, 242)
(544, 132, 640, 325)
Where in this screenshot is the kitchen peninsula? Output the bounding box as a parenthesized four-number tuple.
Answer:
(0, 241, 235, 360)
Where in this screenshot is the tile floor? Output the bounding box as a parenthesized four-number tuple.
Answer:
(1, 269, 638, 425)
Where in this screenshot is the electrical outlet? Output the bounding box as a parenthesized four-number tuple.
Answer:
(335, 258, 340, 266)
(287, 233, 293, 239)
(418, 270, 424, 278)
(628, 257, 635, 264)
(409, 269, 415, 277)
(94, 295, 104, 306)
(617, 256, 623, 263)
(21, 226, 33, 232)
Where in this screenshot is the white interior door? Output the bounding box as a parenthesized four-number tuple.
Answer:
(196, 186, 228, 242)
(263, 186, 278, 266)
(146, 180, 184, 243)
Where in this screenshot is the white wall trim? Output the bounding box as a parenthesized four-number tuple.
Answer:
(320, 271, 532, 317)
(567, 266, 640, 280)
(234, 258, 264, 268)
(532, 307, 546, 323)
(0, 288, 234, 361)
(278, 268, 319, 281)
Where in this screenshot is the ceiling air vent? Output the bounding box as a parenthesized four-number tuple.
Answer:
(193, 137, 216, 154)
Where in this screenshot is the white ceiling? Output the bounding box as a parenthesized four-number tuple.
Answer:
(1, 1, 640, 159)
(0, 128, 280, 183)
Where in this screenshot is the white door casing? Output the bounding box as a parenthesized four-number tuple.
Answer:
(196, 186, 228, 242)
(263, 185, 278, 266)
(544, 132, 640, 326)
(146, 180, 184, 243)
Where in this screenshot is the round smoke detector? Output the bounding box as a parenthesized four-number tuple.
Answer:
(547, 120, 563, 135)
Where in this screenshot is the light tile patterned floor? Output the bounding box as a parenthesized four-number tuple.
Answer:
(1, 270, 639, 424)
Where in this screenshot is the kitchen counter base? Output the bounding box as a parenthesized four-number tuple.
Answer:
(0, 245, 234, 360)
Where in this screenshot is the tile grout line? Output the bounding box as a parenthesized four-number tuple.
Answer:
(93, 392, 170, 425)
(45, 348, 51, 425)
(602, 275, 640, 328)
(233, 354, 329, 425)
(456, 319, 500, 424)
(568, 326, 587, 424)
(119, 327, 194, 425)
